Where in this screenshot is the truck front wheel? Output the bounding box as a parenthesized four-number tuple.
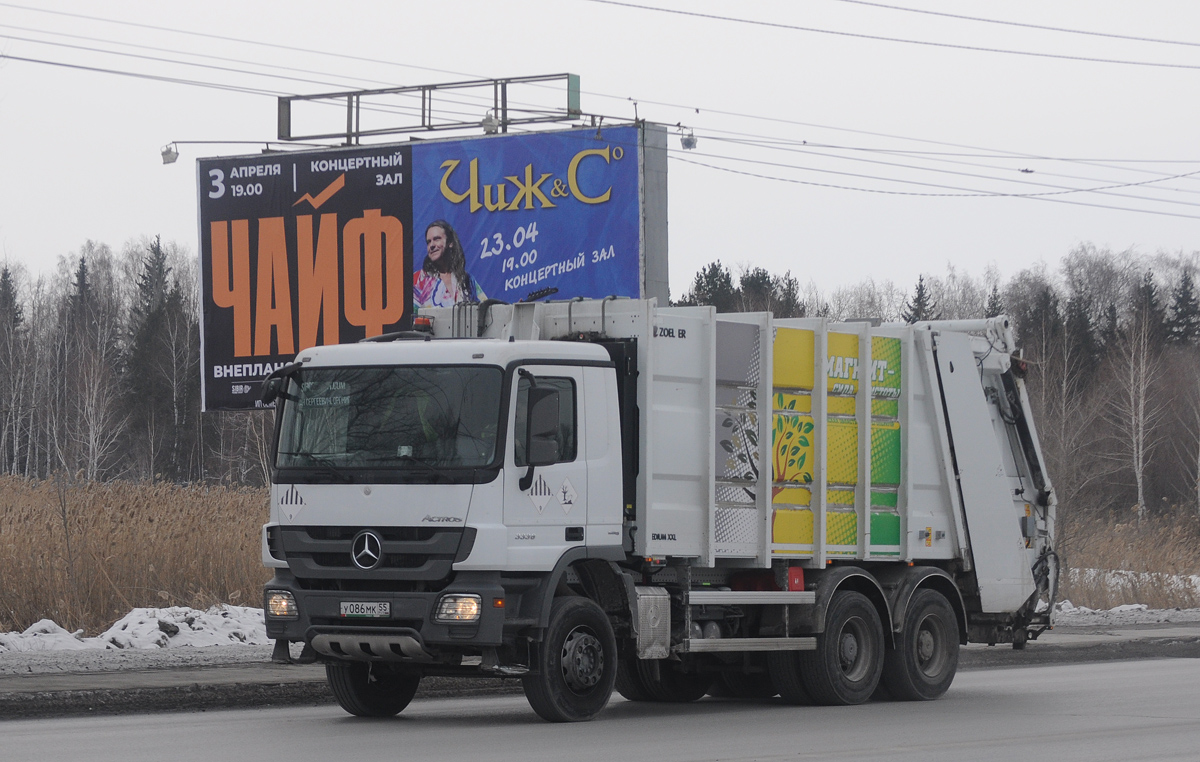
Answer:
(325, 662, 421, 717)
(523, 596, 617, 722)
(798, 590, 884, 705)
(880, 588, 959, 700)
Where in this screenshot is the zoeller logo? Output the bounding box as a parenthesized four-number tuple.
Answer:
(422, 515, 463, 523)
(351, 530, 383, 570)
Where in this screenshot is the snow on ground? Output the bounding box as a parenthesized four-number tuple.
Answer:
(1053, 601, 1200, 627)
(0, 605, 268, 654)
(2, 599, 1200, 676)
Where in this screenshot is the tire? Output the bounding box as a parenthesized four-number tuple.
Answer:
(881, 588, 959, 701)
(635, 659, 713, 702)
(766, 650, 811, 704)
(615, 655, 655, 701)
(325, 662, 421, 717)
(798, 590, 884, 705)
(522, 596, 618, 722)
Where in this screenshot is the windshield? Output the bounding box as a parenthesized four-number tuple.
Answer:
(276, 365, 503, 470)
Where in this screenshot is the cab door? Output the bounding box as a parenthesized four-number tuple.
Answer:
(502, 364, 588, 569)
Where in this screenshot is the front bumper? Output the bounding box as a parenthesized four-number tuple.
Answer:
(264, 569, 506, 659)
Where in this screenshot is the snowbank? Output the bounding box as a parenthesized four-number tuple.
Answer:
(0, 605, 269, 653)
(5, 598, 1200, 654)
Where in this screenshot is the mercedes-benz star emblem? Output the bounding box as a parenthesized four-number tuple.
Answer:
(351, 530, 383, 570)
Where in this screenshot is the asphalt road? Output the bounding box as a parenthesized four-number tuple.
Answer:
(4, 658, 1199, 762)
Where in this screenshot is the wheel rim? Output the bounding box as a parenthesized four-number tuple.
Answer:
(561, 625, 604, 694)
(914, 612, 949, 678)
(836, 616, 872, 681)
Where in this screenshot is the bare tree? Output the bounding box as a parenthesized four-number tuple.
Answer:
(1103, 292, 1168, 523)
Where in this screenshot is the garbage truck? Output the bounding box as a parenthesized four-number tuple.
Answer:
(259, 298, 1057, 722)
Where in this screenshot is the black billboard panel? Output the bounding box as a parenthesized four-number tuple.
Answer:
(198, 145, 413, 410)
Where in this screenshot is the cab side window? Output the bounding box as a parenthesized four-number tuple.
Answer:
(514, 376, 577, 467)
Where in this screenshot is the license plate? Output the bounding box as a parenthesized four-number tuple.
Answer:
(340, 601, 390, 618)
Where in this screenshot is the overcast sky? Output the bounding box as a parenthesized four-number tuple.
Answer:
(2, 0, 1199, 298)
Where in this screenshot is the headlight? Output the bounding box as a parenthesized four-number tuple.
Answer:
(434, 594, 482, 623)
(266, 590, 299, 619)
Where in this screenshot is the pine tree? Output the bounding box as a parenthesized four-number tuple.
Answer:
(1063, 297, 1100, 387)
(70, 256, 90, 327)
(901, 275, 940, 323)
(1131, 270, 1168, 348)
(1167, 271, 1200, 345)
(131, 236, 171, 329)
(0, 267, 22, 329)
(984, 285, 1005, 318)
(1099, 302, 1119, 351)
(676, 261, 738, 313)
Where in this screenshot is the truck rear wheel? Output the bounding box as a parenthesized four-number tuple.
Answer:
(522, 596, 617, 722)
(325, 662, 421, 717)
(798, 590, 884, 705)
(880, 588, 958, 700)
(766, 651, 811, 704)
(615, 655, 654, 701)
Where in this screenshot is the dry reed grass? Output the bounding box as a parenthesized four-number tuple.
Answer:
(0, 475, 268, 634)
(1058, 513, 1200, 610)
(4, 475, 1199, 634)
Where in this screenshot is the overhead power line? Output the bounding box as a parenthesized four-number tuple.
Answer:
(0, 53, 283, 97)
(7, 1, 1199, 221)
(701, 135, 1200, 207)
(0, 1, 477, 80)
(671, 155, 1200, 221)
(581, 0, 1200, 71)
(831, 0, 1200, 50)
(680, 148, 1200, 201)
(0, 21, 404, 91)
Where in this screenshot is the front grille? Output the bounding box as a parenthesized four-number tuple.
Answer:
(305, 526, 437, 542)
(296, 577, 451, 593)
(281, 526, 465, 581)
(311, 617, 424, 630)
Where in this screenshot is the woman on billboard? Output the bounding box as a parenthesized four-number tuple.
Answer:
(413, 220, 486, 307)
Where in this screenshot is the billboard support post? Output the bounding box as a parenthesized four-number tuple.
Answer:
(278, 74, 583, 144)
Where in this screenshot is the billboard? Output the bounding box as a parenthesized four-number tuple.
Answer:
(198, 124, 666, 411)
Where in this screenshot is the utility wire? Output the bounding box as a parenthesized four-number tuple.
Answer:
(9, 2, 1199, 214)
(581, 0, 1200, 71)
(0, 32, 366, 91)
(681, 148, 1200, 201)
(831, 0, 1200, 50)
(702, 134, 1200, 202)
(0, 1, 477, 81)
(11, 1, 1197, 177)
(0, 53, 284, 97)
(671, 155, 1200, 220)
(0, 21, 405, 91)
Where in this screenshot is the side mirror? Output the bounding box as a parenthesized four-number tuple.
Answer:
(525, 387, 560, 467)
(261, 376, 284, 404)
(260, 362, 304, 404)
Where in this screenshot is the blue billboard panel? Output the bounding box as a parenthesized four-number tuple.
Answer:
(410, 125, 642, 306)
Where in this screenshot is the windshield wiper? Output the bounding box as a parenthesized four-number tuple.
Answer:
(279, 452, 353, 483)
(366, 454, 457, 480)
